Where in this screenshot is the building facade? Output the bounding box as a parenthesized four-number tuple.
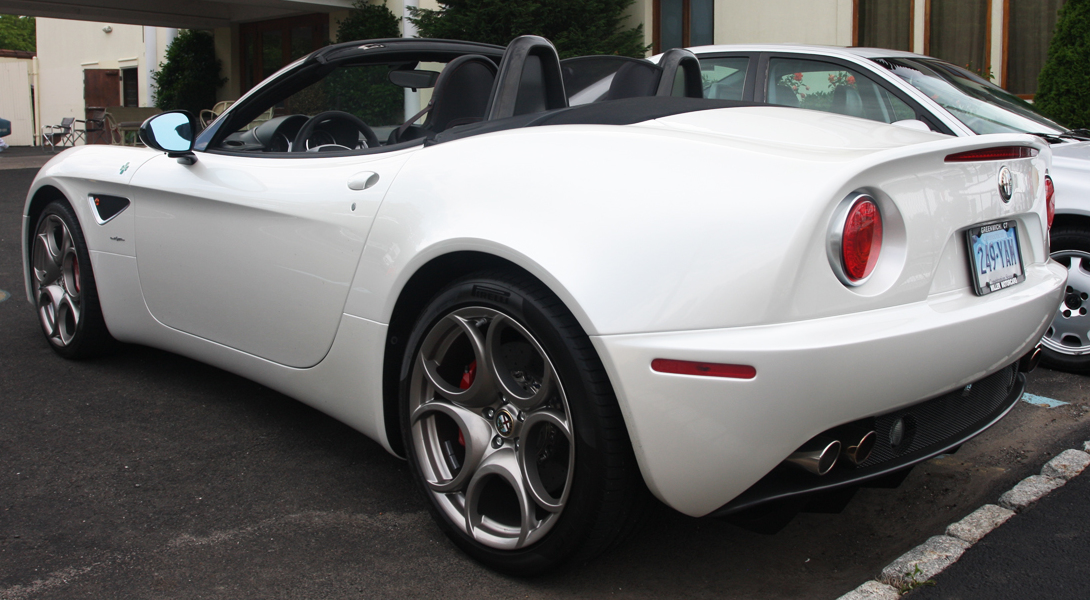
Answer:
(3, 0, 1066, 146)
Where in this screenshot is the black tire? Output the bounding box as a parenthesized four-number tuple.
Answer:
(29, 201, 115, 358)
(399, 270, 649, 575)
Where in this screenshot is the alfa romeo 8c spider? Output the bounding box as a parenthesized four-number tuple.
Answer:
(22, 36, 1065, 574)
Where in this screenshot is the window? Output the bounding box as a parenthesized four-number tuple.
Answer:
(766, 58, 916, 124)
(856, 0, 913, 51)
(121, 67, 138, 107)
(655, 0, 714, 52)
(1005, 0, 1065, 96)
(927, 0, 990, 77)
(699, 56, 749, 100)
(240, 14, 330, 93)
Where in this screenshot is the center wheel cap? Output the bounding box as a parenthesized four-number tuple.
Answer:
(494, 407, 516, 437)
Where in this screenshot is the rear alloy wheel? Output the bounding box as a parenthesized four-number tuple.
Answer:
(31, 201, 114, 358)
(1041, 224, 1090, 373)
(400, 272, 647, 575)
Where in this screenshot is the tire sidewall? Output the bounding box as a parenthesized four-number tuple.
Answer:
(398, 273, 615, 575)
(33, 201, 99, 358)
(1043, 226, 1090, 372)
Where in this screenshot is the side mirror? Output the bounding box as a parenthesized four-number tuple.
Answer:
(891, 119, 933, 133)
(139, 111, 198, 164)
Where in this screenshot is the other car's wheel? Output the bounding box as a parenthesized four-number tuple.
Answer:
(1041, 224, 1090, 373)
(400, 271, 647, 575)
(31, 201, 114, 358)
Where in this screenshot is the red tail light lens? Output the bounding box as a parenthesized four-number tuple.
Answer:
(945, 146, 1039, 162)
(1045, 175, 1055, 230)
(842, 198, 883, 282)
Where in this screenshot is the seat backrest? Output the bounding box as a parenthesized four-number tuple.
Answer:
(425, 54, 498, 133)
(832, 85, 864, 118)
(770, 81, 800, 107)
(603, 60, 661, 101)
(484, 35, 567, 121)
(655, 48, 703, 98)
(60, 117, 75, 129)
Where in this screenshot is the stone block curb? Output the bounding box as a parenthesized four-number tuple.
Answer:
(837, 580, 901, 600)
(997, 474, 1065, 511)
(835, 440, 1090, 599)
(944, 504, 1015, 544)
(879, 535, 969, 582)
(1040, 449, 1090, 480)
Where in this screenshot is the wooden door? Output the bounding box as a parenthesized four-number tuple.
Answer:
(84, 69, 120, 144)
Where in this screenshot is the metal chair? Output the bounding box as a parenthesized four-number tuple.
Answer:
(42, 117, 87, 152)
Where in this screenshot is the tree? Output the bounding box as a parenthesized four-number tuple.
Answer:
(336, 0, 401, 43)
(0, 14, 35, 52)
(408, 0, 649, 59)
(152, 30, 226, 117)
(332, 1, 403, 126)
(1035, 0, 1090, 128)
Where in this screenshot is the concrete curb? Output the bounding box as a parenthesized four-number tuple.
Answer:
(835, 443, 1090, 599)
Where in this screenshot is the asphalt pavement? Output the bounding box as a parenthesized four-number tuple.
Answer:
(1, 151, 1089, 599)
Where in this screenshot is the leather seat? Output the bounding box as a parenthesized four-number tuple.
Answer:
(390, 54, 498, 144)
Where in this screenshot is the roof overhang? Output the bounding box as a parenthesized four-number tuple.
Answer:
(0, 0, 355, 29)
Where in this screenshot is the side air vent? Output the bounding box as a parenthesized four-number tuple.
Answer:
(87, 194, 131, 224)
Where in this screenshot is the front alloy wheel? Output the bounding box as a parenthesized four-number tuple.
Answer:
(31, 201, 114, 358)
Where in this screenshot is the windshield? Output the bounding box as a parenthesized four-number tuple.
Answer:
(876, 57, 1066, 135)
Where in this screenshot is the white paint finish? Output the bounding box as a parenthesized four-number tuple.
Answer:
(22, 95, 1066, 516)
(593, 261, 1063, 515)
(352, 108, 1049, 339)
(690, 44, 1090, 226)
(713, 0, 851, 46)
(129, 150, 412, 368)
(90, 250, 391, 450)
(0, 60, 34, 146)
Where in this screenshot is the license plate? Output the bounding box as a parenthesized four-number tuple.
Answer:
(966, 220, 1025, 295)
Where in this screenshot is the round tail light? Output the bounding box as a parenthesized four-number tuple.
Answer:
(1045, 174, 1055, 230)
(836, 196, 883, 283)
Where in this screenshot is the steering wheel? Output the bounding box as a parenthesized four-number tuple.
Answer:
(291, 110, 379, 152)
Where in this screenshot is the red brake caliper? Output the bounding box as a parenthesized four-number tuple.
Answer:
(457, 360, 476, 447)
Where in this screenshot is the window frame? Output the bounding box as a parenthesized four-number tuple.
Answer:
(653, 0, 715, 54)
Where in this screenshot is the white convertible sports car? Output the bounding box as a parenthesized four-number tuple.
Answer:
(22, 36, 1065, 574)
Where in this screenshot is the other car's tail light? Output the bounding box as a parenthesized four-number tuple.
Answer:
(944, 146, 1039, 162)
(1045, 174, 1055, 230)
(839, 196, 883, 282)
(651, 359, 756, 379)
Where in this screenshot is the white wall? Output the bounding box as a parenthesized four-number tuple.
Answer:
(36, 18, 175, 143)
(0, 59, 35, 145)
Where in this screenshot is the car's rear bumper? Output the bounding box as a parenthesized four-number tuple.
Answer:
(591, 261, 1066, 517)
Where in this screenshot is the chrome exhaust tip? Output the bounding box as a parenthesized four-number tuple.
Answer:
(1019, 345, 1042, 373)
(785, 438, 841, 475)
(844, 430, 877, 465)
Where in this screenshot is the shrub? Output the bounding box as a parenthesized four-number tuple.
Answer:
(336, 0, 401, 43)
(1035, 0, 1090, 128)
(0, 14, 35, 52)
(409, 0, 649, 59)
(333, 1, 403, 126)
(153, 30, 226, 117)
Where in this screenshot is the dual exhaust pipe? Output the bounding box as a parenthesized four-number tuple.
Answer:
(785, 429, 877, 476)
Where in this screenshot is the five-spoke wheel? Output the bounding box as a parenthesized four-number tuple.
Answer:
(409, 306, 575, 550)
(30, 201, 113, 357)
(400, 273, 647, 575)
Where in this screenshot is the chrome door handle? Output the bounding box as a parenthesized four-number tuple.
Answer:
(347, 171, 379, 191)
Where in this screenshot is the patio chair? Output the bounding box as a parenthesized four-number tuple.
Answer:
(200, 100, 234, 129)
(42, 117, 87, 152)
